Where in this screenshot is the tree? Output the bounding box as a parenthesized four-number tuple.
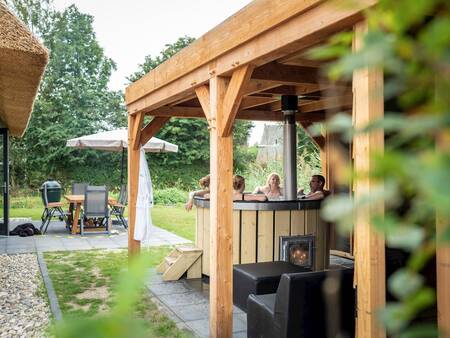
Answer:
(3, 0, 53, 37)
(129, 37, 253, 189)
(10, 4, 125, 187)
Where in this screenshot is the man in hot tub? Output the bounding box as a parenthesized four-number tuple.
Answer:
(297, 175, 329, 200)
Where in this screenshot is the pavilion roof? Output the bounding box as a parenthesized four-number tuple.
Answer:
(0, 2, 48, 137)
(125, 0, 375, 126)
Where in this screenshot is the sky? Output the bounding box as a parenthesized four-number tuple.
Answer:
(52, 0, 271, 145)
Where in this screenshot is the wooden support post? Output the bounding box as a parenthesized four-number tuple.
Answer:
(140, 116, 170, 146)
(209, 75, 234, 338)
(128, 113, 142, 256)
(353, 21, 386, 338)
(437, 130, 450, 337)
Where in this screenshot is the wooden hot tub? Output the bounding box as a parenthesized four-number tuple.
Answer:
(194, 198, 330, 276)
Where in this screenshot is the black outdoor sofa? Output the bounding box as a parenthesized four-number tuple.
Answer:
(246, 268, 355, 338)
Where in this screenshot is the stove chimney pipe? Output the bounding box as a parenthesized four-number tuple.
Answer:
(282, 95, 298, 200)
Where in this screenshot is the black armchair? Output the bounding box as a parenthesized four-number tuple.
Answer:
(247, 268, 355, 338)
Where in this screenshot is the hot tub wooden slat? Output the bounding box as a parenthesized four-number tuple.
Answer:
(195, 200, 328, 276)
(241, 211, 257, 263)
(196, 207, 204, 251)
(233, 210, 240, 264)
(274, 210, 290, 260)
(291, 210, 306, 236)
(257, 211, 274, 262)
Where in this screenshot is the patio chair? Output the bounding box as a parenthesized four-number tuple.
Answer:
(67, 183, 89, 226)
(110, 184, 127, 228)
(40, 184, 67, 234)
(80, 185, 110, 235)
(72, 182, 88, 195)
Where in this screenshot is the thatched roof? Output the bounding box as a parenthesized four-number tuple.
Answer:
(0, 2, 48, 137)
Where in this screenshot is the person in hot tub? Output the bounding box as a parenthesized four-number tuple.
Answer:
(233, 175, 267, 201)
(204, 175, 267, 201)
(253, 172, 283, 199)
(297, 175, 330, 200)
(185, 174, 210, 211)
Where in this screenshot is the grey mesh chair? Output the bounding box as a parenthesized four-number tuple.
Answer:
(72, 183, 88, 195)
(110, 184, 127, 228)
(80, 185, 110, 235)
(68, 183, 89, 228)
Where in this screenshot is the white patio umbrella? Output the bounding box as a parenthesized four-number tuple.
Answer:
(66, 128, 178, 184)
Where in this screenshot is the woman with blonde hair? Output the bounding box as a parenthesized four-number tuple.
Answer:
(253, 172, 283, 199)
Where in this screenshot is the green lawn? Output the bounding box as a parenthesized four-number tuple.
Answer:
(10, 196, 196, 241)
(151, 205, 195, 241)
(45, 249, 193, 337)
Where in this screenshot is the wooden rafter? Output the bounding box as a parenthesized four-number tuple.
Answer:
(237, 110, 325, 122)
(300, 94, 353, 113)
(146, 105, 325, 123)
(299, 121, 325, 149)
(243, 79, 284, 96)
(252, 62, 319, 84)
(140, 117, 170, 146)
(169, 94, 197, 107)
(239, 96, 278, 110)
(220, 64, 254, 136)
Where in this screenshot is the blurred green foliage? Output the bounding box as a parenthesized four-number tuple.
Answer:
(314, 0, 450, 336)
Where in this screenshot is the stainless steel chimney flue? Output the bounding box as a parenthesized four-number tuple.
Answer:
(282, 95, 298, 200)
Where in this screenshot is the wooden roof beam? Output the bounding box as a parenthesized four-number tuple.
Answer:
(146, 105, 325, 123)
(126, 0, 375, 114)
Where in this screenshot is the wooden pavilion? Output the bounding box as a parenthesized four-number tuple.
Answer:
(125, 1, 448, 337)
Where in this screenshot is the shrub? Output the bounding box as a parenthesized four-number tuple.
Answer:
(153, 188, 186, 205)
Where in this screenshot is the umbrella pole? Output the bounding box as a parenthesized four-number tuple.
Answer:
(120, 147, 125, 186)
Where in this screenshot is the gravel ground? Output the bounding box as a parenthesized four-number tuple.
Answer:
(0, 254, 51, 337)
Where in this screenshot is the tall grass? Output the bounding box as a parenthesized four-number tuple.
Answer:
(240, 150, 322, 193)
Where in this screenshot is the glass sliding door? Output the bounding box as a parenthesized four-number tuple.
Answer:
(0, 129, 8, 236)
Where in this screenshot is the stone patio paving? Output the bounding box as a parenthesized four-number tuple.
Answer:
(0, 220, 190, 253)
(146, 255, 355, 338)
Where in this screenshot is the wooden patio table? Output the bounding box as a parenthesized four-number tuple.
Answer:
(64, 194, 117, 235)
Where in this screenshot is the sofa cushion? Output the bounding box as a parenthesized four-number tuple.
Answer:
(233, 261, 310, 312)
